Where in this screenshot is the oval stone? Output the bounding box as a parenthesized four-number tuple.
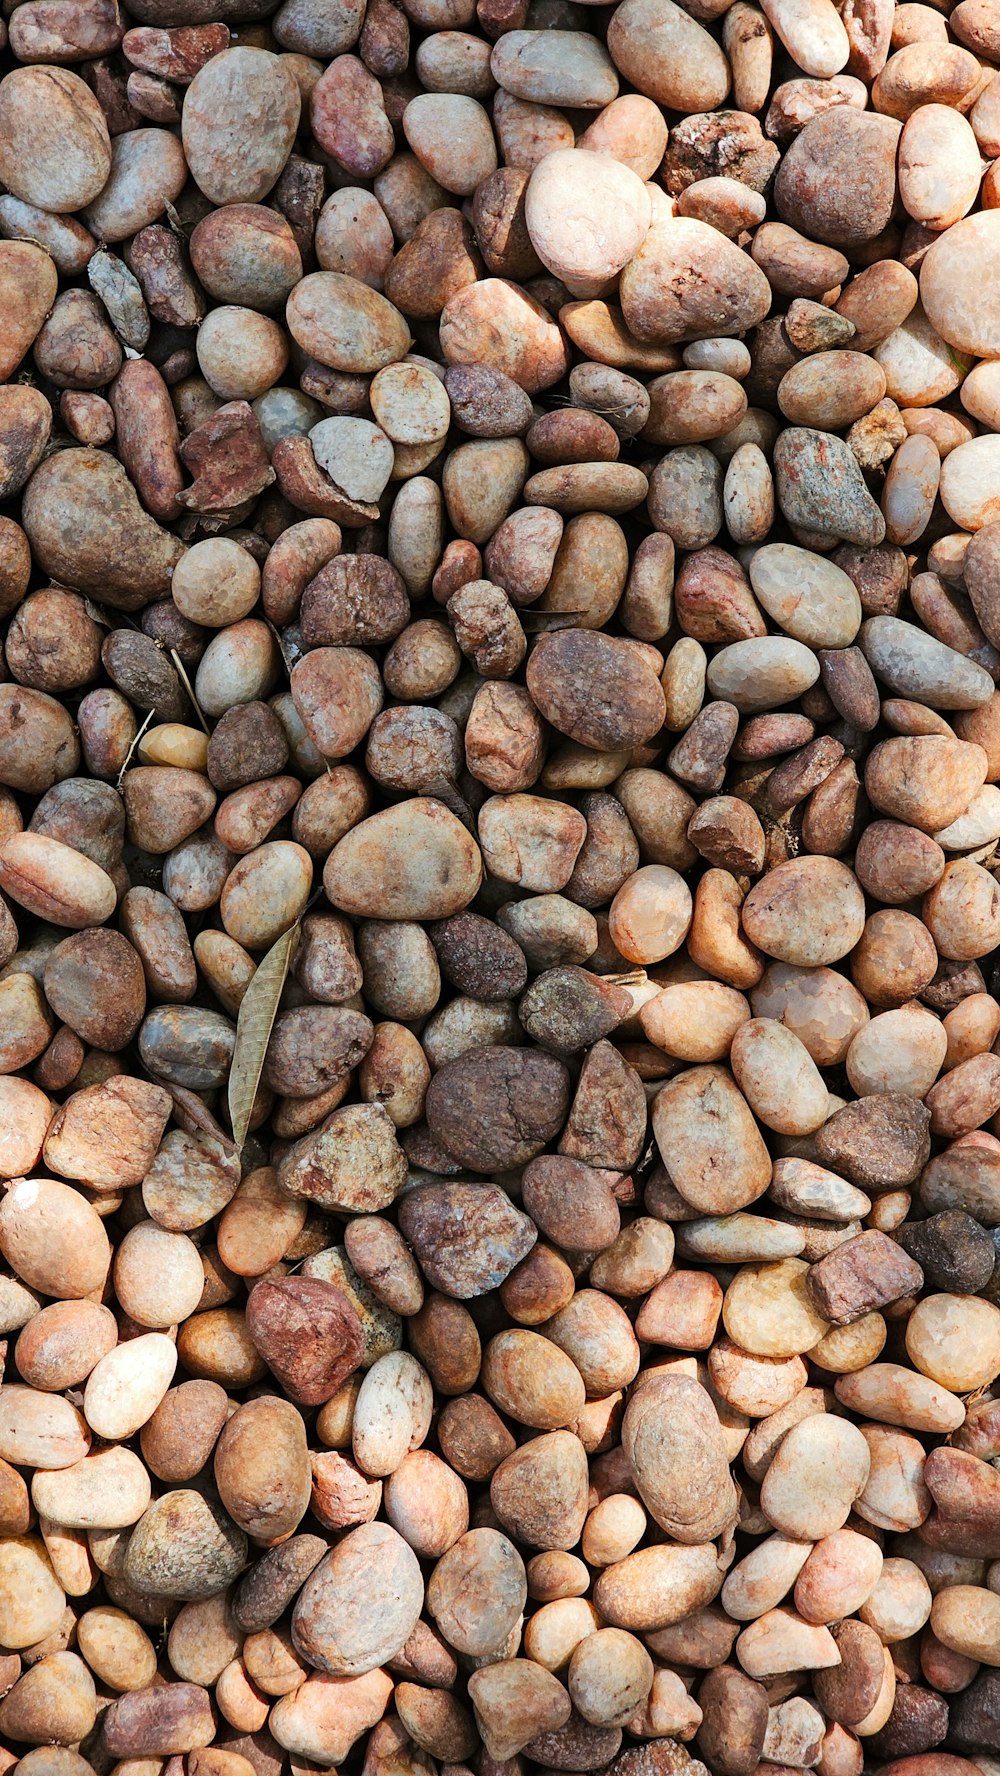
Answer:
(324, 798, 483, 920)
(292, 1521, 424, 1675)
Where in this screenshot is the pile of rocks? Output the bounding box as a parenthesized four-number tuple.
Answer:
(3, 0, 1000, 1771)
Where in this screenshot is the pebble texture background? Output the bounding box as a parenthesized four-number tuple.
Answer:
(3, 0, 1000, 1771)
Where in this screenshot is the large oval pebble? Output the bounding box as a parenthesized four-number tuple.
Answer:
(324, 798, 483, 919)
(749, 544, 862, 648)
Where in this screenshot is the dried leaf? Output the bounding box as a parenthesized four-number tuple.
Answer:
(160, 1080, 237, 1156)
(228, 922, 300, 1152)
(423, 777, 477, 834)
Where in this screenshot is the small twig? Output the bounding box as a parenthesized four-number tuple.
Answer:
(170, 648, 210, 735)
(116, 707, 155, 791)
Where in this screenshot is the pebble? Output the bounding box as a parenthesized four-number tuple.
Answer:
(773, 427, 887, 545)
(897, 1210, 996, 1294)
(861, 615, 995, 710)
(748, 544, 862, 648)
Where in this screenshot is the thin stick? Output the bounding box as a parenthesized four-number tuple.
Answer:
(115, 707, 155, 791)
(170, 648, 210, 735)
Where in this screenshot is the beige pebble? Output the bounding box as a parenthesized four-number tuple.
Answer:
(0, 1386, 90, 1470)
(736, 1607, 841, 1679)
(940, 435, 1000, 532)
(608, 0, 731, 110)
(834, 1362, 965, 1433)
(859, 1557, 932, 1642)
(931, 1584, 1000, 1664)
(748, 544, 861, 648)
(706, 635, 820, 713)
(653, 1065, 771, 1214)
(83, 1334, 177, 1440)
(525, 149, 651, 298)
(724, 1258, 831, 1358)
(730, 1018, 829, 1136)
(760, 1412, 870, 1538)
(31, 1447, 150, 1531)
(760, 0, 849, 76)
(905, 1292, 1000, 1391)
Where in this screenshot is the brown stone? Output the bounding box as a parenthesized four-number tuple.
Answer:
(246, 1276, 365, 1405)
(807, 1230, 925, 1324)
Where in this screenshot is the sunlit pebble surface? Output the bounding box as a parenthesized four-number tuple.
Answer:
(4, 0, 1000, 1771)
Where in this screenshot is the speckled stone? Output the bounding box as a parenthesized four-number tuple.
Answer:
(897, 1210, 996, 1295)
(867, 1686, 950, 1761)
(814, 1092, 931, 1191)
(950, 1669, 1000, 1752)
(774, 428, 886, 546)
(398, 1182, 537, 1298)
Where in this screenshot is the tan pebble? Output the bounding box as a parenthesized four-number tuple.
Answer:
(468, 1659, 571, 1761)
(931, 1584, 1000, 1664)
(794, 1530, 883, 1625)
(859, 1556, 932, 1642)
(0, 1386, 90, 1471)
(31, 1447, 150, 1531)
(748, 543, 862, 648)
(652, 1065, 771, 1214)
(594, 1540, 726, 1631)
(736, 1607, 842, 1679)
(723, 1258, 831, 1358)
(722, 1533, 813, 1622)
(623, 1373, 738, 1542)
(426, 1526, 526, 1657)
(730, 1018, 829, 1135)
(835, 1362, 964, 1432)
(905, 1292, 1000, 1391)
(608, 0, 731, 110)
(0, 1177, 110, 1300)
(940, 435, 1000, 532)
(742, 856, 866, 966)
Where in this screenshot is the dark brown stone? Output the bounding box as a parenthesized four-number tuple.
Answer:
(950, 1670, 1000, 1753)
(815, 1093, 932, 1191)
(696, 1666, 768, 1776)
(869, 1688, 950, 1761)
(896, 1210, 995, 1294)
(425, 1045, 570, 1172)
(806, 1229, 924, 1324)
(525, 1714, 623, 1771)
(429, 912, 527, 1001)
(559, 1039, 648, 1171)
(814, 1619, 886, 1727)
(232, 1534, 328, 1633)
